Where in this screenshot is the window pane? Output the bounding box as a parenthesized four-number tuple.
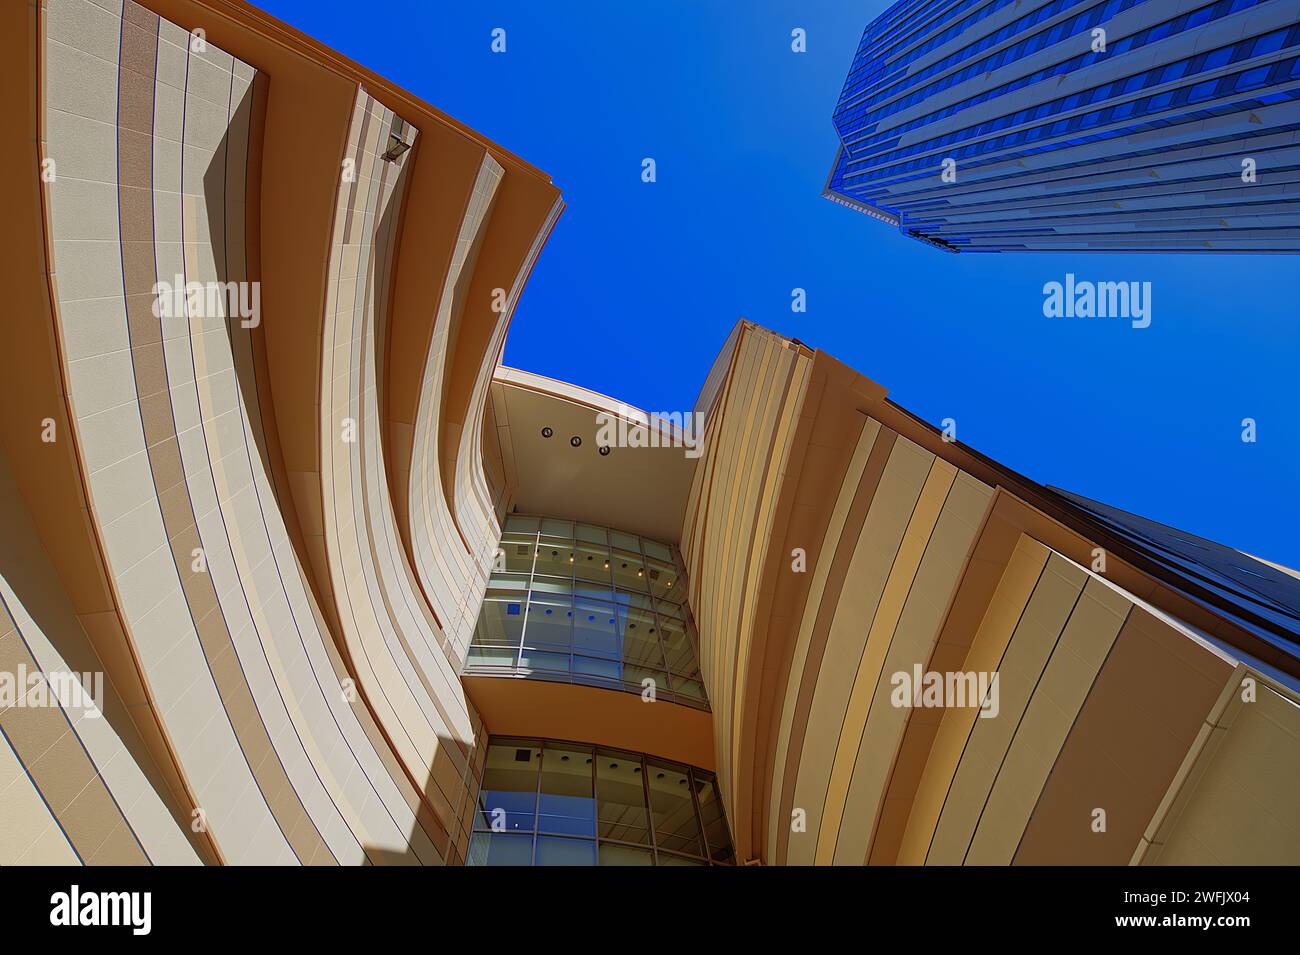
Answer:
(610, 530, 639, 552)
(611, 551, 647, 592)
(497, 537, 536, 574)
(657, 851, 707, 866)
(641, 539, 672, 561)
(473, 592, 525, 647)
(625, 665, 668, 697)
(574, 542, 612, 584)
(535, 836, 596, 866)
(654, 597, 684, 619)
(646, 558, 676, 598)
(659, 617, 695, 673)
(538, 745, 596, 836)
(518, 649, 569, 674)
(524, 593, 572, 649)
(576, 523, 607, 545)
(540, 519, 574, 539)
(695, 773, 734, 863)
(596, 751, 651, 845)
(573, 598, 618, 656)
(534, 538, 573, 579)
(467, 645, 516, 668)
(573, 654, 620, 682)
(672, 676, 707, 701)
(476, 743, 539, 833)
(468, 832, 533, 866)
(599, 844, 653, 866)
(647, 761, 704, 856)
(620, 607, 664, 668)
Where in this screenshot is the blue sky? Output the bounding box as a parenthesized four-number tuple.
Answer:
(262, 0, 1299, 567)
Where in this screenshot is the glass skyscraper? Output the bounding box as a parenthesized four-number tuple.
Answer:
(825, 0, 1300, 251)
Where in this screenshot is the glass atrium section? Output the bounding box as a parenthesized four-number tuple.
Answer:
(467, 738, 734, 866)
(466, 516, 708, 708)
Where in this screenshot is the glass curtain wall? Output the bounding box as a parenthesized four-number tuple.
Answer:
(467, 737, 735, 866)
(467, 516, 708, 708)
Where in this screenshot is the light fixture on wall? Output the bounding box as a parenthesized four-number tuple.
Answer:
(381, 133, 410, 162)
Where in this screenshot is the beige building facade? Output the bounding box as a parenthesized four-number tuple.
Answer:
(1, 0, 1295, 866)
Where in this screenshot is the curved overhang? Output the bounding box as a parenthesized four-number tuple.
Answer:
(487, 367, 697, 545)
(463, 675, 715, 771)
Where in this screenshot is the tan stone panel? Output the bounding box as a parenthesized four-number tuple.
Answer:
(1014, 608, 1229, 864)
(927, 554, 1085, 863)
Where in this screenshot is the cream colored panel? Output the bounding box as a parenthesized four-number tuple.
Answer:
(927, 554, 1086, 863)
(787, 438, 933, 865)
(0, 731, 79, 865)
(966, 576, 1130, 864)
(833, 469, 992, 864)
(1149, 678, 1300, 865)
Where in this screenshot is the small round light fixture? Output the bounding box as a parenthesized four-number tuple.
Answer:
(598, 445, 610, 456)
(570, 435, 582, 448)
(541, 427, 553, 438)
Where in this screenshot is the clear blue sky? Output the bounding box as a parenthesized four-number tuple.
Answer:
(261, 0, 1299, 568)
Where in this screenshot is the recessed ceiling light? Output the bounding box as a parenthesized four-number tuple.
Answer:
(570, 436, 582, 447)
(599, 445, 610, 456)
(541, 427, 553, 438)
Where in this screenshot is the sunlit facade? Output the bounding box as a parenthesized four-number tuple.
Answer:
(1, 0, 1296, 869)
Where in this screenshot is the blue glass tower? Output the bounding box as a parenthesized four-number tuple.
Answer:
(825, 0, 1300, 252)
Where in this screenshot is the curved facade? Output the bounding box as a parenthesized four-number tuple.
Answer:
(2, 0, 560, 865)
(2, 0, 1296, 868)
(682, 321, 1300, 865)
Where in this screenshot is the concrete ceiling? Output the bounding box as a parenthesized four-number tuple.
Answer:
(489, 367, 698, 545)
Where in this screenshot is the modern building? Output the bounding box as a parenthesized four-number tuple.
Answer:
(824, 0, 1300, 252)
(0, 0, 1297, 867)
